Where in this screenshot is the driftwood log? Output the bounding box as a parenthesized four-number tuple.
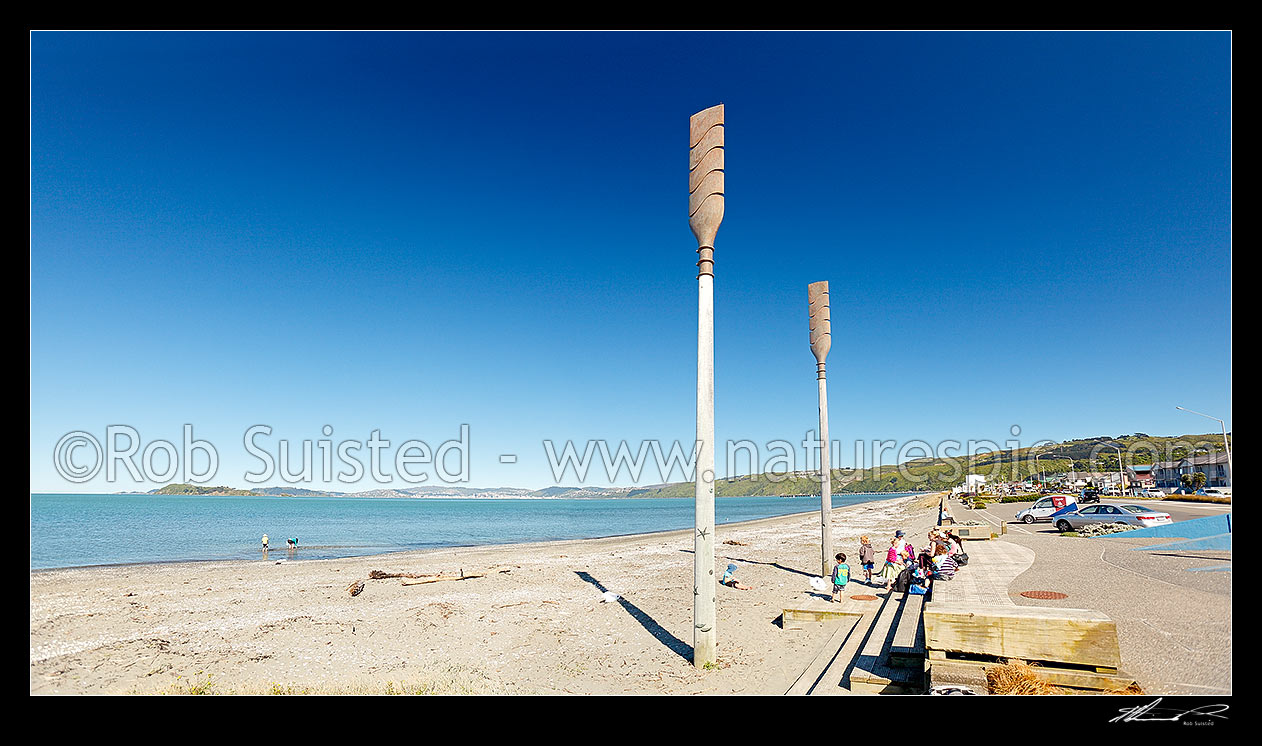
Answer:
(401, 573, 485, 586)
(369, 569, 432, 580)
(397, 566, 514, 586)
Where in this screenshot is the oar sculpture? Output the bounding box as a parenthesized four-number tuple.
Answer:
(689, 103, 723, 668)
(808, 280, 833, 577)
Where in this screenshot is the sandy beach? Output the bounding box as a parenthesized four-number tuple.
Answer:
(30, 493, 940, 694)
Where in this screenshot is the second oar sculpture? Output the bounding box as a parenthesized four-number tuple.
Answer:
(689, 103, 723, 668)
(808, 281, 833, 577)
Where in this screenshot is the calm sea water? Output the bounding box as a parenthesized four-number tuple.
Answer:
(29, 492, 914, 570)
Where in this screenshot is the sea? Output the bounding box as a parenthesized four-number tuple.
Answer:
(29, 492, 916, 570)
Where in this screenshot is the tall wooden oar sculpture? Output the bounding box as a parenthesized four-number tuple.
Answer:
(808, 281, 833, 577)
(689, 104, 723, 668)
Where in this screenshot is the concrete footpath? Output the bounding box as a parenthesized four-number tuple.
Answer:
(950, 498, 1231, 694)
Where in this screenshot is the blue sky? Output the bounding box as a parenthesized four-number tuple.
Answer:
(30, 31, 1231, 492)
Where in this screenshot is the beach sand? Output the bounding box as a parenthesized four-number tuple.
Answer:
(30, 493, 940, 694)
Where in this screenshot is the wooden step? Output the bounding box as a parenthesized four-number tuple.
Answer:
(849, 591, 926, 694)
(785, 614, 863, 695)
(924, 602, 1121, 669)
(889, 593, 925, 667)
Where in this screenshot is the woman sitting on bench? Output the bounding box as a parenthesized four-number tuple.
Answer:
(930, 544, 958, 580)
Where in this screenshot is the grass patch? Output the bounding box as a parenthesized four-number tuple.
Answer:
(168, 673, 216, 695)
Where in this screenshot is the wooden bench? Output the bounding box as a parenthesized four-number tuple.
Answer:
(938, 494, 955, 526)
(950, 524, 993, 541)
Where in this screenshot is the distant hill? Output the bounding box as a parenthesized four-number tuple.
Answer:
(620, 432, 1231, 498)
(127, 432, 1229, 499)
(150, 483, 257, 496)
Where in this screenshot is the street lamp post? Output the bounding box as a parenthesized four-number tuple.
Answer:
(1035, 452, 1066, 486)
(1103, 443, 1125, 496)
(689, 104, 724, 668)
(1175, 406, 1232, 488)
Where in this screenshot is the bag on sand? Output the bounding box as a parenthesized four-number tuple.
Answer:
(954, 552, 969, 566)
(892, 567, 913, 593)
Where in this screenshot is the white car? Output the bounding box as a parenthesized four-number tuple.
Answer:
(1141, 488, 1165, 498)
(1202, 488, 1232, 498)
(1015, 495, 1077, 524)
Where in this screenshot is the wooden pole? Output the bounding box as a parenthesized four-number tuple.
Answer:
(689, 104, 724, 668)
(808, 281, 833, 577)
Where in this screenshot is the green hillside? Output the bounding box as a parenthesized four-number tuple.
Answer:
(625, 432, 1230, 498)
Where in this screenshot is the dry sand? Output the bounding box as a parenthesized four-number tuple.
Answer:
(30, 493, 941, 694)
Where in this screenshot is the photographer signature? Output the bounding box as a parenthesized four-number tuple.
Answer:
(1111, 698, 1229, 724)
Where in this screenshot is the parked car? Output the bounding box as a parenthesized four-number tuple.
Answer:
(1202, 488, 1232, 498)
(1079, 488, 1101, 504)
(1016, 494, 1078, 524)
(1054, 504, 1173, 532)
(1141, 488, 1165, 498)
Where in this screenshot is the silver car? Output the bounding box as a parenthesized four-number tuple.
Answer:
(1053, 503, 1173, 533)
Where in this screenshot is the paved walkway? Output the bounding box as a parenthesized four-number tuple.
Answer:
(950, 496, 1232, 694)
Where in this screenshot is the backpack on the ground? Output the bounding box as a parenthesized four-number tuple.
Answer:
(892, 567, 912, 593)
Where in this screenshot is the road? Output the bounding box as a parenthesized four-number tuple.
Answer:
(969, 497, 1231, 536)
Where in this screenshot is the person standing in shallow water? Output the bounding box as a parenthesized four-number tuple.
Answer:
(262, 534, 269, 551)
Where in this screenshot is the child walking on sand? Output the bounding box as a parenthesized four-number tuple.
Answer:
(858, 536, 875, 584)
(831, 553, 850, 603)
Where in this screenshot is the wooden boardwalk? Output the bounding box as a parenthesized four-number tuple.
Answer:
(783, 530, 1133, 695)
(786, 538, 1038, 695)
(930, 539, 1034, 606)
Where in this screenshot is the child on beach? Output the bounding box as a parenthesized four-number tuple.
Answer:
(859, 536, 875, 584)
(831, 553, 850, 603)
(721, 563, 752, 590)
(880, 537, 900, 589)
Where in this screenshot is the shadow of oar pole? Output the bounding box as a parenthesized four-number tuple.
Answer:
(575, 571, 693, 663)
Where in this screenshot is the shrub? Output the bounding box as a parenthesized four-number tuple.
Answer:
(1163, 494, 1230, 504)
(1000, 494, 1041, 503)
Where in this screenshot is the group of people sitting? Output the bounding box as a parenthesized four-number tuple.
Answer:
(870, 527, 968, 595)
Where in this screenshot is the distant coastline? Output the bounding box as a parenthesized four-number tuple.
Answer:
(100, 483, 930, 500)
(90, 430, 1230, 500)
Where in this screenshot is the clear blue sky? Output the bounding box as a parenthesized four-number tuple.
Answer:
(30, 31, 1232, 492)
